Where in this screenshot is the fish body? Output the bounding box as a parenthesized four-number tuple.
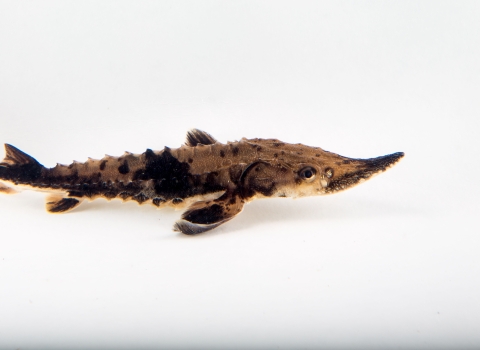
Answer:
(0, 129, 404, 234)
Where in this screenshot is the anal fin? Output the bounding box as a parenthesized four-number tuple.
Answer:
(0, 182, 17, 194)
(174, 194, 244, 235)
(46, 195, 82, 214)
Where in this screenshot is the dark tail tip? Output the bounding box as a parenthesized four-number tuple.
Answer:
(1, 144, 41, 167)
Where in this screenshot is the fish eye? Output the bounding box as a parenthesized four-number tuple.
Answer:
(299, 167, 316, 181)
(325, 168, 334, 178)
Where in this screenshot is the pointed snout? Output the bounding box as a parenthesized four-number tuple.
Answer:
(359, 152, 405, 172)
(324, 152, 404, 193)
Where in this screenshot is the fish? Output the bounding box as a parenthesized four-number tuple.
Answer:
(0, 129, 404, 235)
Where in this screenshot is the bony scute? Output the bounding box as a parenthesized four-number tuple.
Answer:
(0, 129, 404, 234)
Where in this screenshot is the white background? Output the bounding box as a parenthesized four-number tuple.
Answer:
(1, 1, 479, 349)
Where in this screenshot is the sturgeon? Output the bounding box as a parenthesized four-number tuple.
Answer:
(0, 129, 404, 234)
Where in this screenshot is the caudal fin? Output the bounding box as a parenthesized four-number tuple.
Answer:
(0, 144, 41, 167)
(0, 144, 44, 185)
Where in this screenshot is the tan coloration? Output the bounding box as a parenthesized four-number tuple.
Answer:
(48, 151, 155, 185)
(0, 144, 36, 167)
(46, 194, 83, 213)
(0, 129, 404, 234)
(174, 192, 245, 235)
(79, 190, 225, 210)
(0, 180, 66, 195)
(172, 137, 404, 199)
(0, 181, 17, 194)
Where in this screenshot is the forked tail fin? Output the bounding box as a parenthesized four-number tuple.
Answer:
(0, 144, 41, 167)
(0, 144, 44, 183)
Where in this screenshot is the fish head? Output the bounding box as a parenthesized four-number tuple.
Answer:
(288, 150, 405, 198)
(245, 139, 404, 198)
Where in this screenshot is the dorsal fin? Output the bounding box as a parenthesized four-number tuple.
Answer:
(185, 129, 217, 147)
(1, 144, 40, 167)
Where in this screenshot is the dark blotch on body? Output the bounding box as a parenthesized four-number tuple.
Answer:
(6, 146, 227, 204)
(118, 160, 130, 174)
(132, 148, 223, 201)
(1, 163, 44, 185)
(253, 181, 276, 197)
(68, 191, 83, 198)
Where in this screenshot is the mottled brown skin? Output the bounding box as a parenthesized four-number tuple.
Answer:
(0, 129, 404, 234)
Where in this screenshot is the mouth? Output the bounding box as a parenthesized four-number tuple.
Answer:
(324, 152, 404, 193)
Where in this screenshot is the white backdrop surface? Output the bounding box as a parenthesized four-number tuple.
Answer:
(0, 1, 479, 349)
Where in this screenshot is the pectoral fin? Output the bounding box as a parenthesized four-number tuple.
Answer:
(174, 195, 244, 235)
(46, 195, 83, 213)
